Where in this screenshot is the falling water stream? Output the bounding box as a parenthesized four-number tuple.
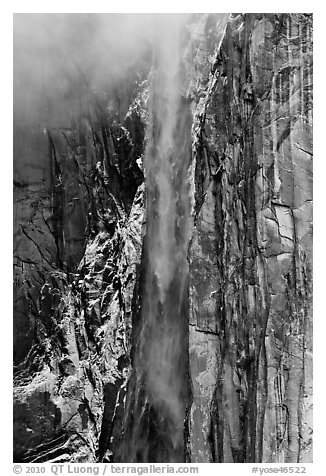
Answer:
(120, 15, 192, 462)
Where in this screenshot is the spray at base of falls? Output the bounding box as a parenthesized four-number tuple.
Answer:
(119, 16, 192, 463)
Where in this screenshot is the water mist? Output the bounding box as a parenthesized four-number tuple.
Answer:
(119, 15, 193, 463)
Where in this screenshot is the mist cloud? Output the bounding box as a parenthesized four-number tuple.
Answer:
(13, 14, 192, 128)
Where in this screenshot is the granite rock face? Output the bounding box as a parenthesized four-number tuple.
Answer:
(13, 13, 312, 463)
(13, 32, 148, 459)
(188, 13, 312, 463)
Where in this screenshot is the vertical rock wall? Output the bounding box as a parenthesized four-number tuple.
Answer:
(13, 61, 148, 461)
(188, 13, 312, 463)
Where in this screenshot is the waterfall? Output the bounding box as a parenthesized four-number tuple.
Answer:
(119, 15, 192, 463)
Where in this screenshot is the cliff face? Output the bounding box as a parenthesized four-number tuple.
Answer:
(13, 48, 148, 460)
(188, 13, 312, 463)
(13, 13, 312, 464)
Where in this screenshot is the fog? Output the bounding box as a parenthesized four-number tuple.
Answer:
(13, 14, 193, 127)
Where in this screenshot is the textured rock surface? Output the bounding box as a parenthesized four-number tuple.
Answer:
(13, 27, 148, 459)
(188, 13, 312, 463)
(13, 13, 312, 463)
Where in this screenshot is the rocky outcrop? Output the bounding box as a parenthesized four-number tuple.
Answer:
(13, 160, 145, 462)
(13, 44, 148, 460)
(13, 13, 312, 463)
